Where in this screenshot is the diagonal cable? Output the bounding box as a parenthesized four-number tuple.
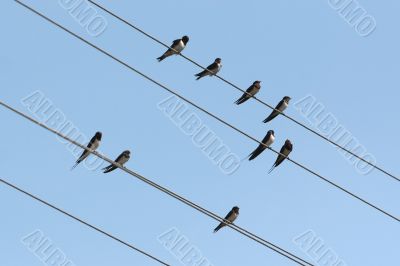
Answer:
(0, 98, 313, 266)
(13, 0, 399, 223)
(86, 0, 399, 183)
(0, 177, 170, 265)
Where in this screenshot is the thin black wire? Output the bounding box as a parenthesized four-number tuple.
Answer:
(0, 100, 312, 266)
(86, 0, 399, 183)
(0, 178, 170, 266)
(13, 0, 399, 224)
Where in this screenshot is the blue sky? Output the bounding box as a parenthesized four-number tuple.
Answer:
(1, 0, 399, 265)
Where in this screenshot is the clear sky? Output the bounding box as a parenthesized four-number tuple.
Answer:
(1, 0, 399, 265)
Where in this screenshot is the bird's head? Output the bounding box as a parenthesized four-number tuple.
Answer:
(123, 150, 131, 156)
(215, 58, 222, 64)
(232, 206, 239, 213)
(182, 35, 189, 44)
(254, 80, 261, 85)
(269, 130, 275, 136)
(95, 131, 102, 140)
(283, 96, 291, 103)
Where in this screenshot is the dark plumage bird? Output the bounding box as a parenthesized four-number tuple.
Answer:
(214, 206, 239, 233)
(263, 96, 291, 123)
(102, 150, 130, 173)
(195, 58, 222, 80)
(71, 131, 102, 170)
(248, 130, 275, 161)
(157, 35, 189, 62)
(234, 81, 261, 105)
(269, 139, 293, 173)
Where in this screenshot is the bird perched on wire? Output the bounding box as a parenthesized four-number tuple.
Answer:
(71, 131, 102, 170)
(234, 81, 261, 105)
(214, 206, 239, 233)
(248, 130, 275, 161)
(157, 35, 189, 62)
(269, 139, 293, 173)
(195, 58, 222, 80)
(103, 150, 131, 173)
(263, 96, 291, 123)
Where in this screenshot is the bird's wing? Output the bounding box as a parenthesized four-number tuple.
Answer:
(274, 147, 287, 167)
(171, 39, 181, 47)
(114, 153, 125, 163)
(207, 62, 218, 71)
(75, 138, 94, 162)
(87, 135, 97, 149)
(264, 110, 279, 123)
(262, 131, 272, 143)
(274, 143, 292, 167)
(249, 145, 265, 160)
(276, 100, 285, 111)
(246, 84, 255, 93)
(224, 210, 234, 221)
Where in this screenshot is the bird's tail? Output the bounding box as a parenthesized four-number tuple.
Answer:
(157, 55, 166, 62)
(240, 150, 255, 162)
(234, 96, 246, 105)
(263, 116, 271, 123)
(213, 224, 223, 233)
(237, 152, 251, 163)
(70, 161, 80, 171)
(248, 153, 254, 161)
(268, 164, 276, 174)
(103, 165, 117, 173)
(195, 71, 205, 80)
(248, 150, 259, 161)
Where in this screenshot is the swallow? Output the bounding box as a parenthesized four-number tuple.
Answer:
(71, 131, 102, 170)
(214, 206, 239, 233)
(234, 81, 261, 105)
(195, 58, 222, 80)
(248, 130, 275, 161)
(102, 150, 131, 173)
(269, 139, 293, 173)
(263, 96, 291, 123)
(157, 35, 189, 62)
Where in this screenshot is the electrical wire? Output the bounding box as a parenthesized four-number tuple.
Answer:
(0, 97, 313, 266)
(0, 177, 170, 266)
(13, 0, 399, 223)
(86, 0, 399, 183)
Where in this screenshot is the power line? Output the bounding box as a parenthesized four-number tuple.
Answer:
(0, 100, 313, 266)
(86, 0, 399, 183)
(14, 0, 399, 223)
(0, 177, 170, 266)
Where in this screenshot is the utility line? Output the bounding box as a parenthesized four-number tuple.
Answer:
(86, 0, 399, 183)
(0, 177, 170, 266)
(13, 0, 399, 223)
(0, 99, 313, 266)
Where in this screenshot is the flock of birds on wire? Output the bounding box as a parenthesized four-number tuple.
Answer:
(71, 35, 294, 233)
